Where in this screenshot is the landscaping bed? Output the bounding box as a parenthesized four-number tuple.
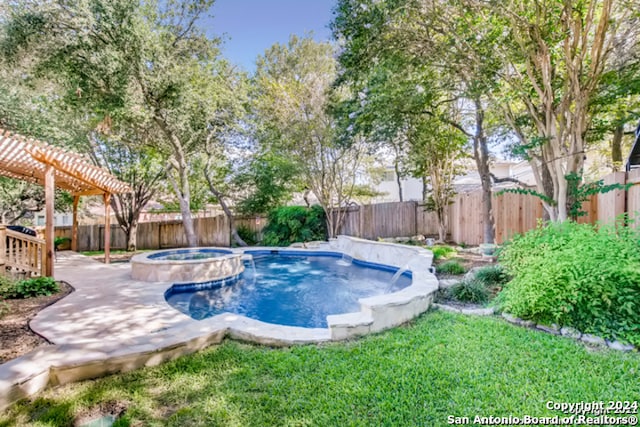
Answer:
(0, 281, 72, 363)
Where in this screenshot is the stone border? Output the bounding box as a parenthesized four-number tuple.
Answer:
(431, 303, 637, 352)
(1, 236, 439, 411)
(500, 313, 637, 352)
(131, 248, 244, 283)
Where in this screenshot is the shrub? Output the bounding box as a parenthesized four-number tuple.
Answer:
(54, 236, 71, 250)
(13, 277, 60, 298)
(473, 265, 509, 287)
(431, 245, 456, 261)
(261, 205, 327, 246)
(498, 220, 640, 346)
(236, 225, 259, 246)
(0, 275, 17, 299)
(436, 260, 466, 275)
(446, 279, 490, 304)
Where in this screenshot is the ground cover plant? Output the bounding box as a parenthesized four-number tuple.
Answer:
(1, 311, 638, 426)
(435, 260, 466, 275)
(444, 279, 491, 305)
(497, 220, 640, 346)
(430, 245, 456, 261)
(0, 276, 59, 299)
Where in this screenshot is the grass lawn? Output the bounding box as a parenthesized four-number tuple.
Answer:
(1, 311, 638, 426)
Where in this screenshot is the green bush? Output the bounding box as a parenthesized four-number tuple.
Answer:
(431, 245, 456, 261)
(446, 279, 490, 304)
(498, 220, 640, 346)
(261, 205, 327, 246)
(236, 225, 259, 246)
(54, 236, 71, 250)
(0, 275, 17, 299)
(473, 265, 509, 287)
(436, 260, 466, 275)
(13, 277, 60, 298)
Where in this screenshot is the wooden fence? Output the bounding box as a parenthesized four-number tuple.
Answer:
(55, 171, 640, 250)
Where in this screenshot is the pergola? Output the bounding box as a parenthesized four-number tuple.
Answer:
(0, 128, 131, 276)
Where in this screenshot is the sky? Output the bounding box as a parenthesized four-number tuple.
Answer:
(204, 0, 336, 73)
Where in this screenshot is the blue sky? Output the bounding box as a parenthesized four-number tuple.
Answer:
(204, 0, 336, 73)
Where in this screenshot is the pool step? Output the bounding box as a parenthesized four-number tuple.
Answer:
(326, 312, 374, 340)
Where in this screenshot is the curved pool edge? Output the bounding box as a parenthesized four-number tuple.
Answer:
(162, 236, 438, 341)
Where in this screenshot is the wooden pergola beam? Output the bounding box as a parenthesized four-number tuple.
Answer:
(0, 128, 131, 277)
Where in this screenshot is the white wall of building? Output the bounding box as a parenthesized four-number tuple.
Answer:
(372, 161, 536, 203)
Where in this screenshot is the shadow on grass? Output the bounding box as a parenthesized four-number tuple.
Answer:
(2, 311, 639, 426)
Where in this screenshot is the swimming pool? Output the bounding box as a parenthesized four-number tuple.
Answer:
(165, 253, 412, 328)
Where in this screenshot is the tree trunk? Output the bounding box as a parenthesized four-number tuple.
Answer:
(421, 176, 428, 202)
(437, 208, 447, 242)
(204, 171, 247, 247)
(473, 100, 495, 244)
(177, 196, 197, 247)
(611, 124, 624, 171)
(127, 218, 139, 252)
(394, 160, 403, 202)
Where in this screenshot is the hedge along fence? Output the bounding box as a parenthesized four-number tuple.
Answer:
(54, 171, 639, 250)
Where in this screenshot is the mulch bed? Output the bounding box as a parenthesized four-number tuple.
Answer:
(0, 282, 73, 364)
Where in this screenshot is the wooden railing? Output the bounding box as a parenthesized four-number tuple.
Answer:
(0, 225, 46, 278)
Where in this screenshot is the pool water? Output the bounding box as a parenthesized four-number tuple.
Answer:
(165, 254, 412, 328)
(148, 248, 231, 261)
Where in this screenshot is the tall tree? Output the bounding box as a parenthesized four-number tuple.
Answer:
(2, 0, 243, 246)
(494, 0, 639, 220)
(332, 0, 502, 243)
(88, 124, 165, 251)
(252, 35, 372, 238)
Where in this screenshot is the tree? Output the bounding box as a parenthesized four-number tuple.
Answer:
(332, 0, 502, 243)
(494, 0, 639, 220)
(233, 151, 304, 215)
(252, 35, 372, 238)
(2, 0, 244, 246)
(87, 125, 165, 251)
(408, 114, 468, 242)
(0, 177, 72, 225)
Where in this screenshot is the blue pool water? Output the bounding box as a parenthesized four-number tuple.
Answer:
(165, 254, 412, 328)
(148, 248, 232, 261)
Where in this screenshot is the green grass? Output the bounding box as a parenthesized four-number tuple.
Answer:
(1, 311, 638, 426)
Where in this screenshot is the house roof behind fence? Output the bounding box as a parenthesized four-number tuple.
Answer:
(0, 128, 131, 195)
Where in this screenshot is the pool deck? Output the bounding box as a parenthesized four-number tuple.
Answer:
(33, 251, 331, 346)
(1, 239, 438, 411)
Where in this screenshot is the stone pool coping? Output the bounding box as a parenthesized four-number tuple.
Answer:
(131, 248, 244, 283)
(1, 236, 438, 410)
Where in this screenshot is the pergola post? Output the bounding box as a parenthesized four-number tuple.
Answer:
(71, 195, 79, 252)
(103, 193, 111, 264)
(0, 225, 6, 273)
(44, 164, 55, 277)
